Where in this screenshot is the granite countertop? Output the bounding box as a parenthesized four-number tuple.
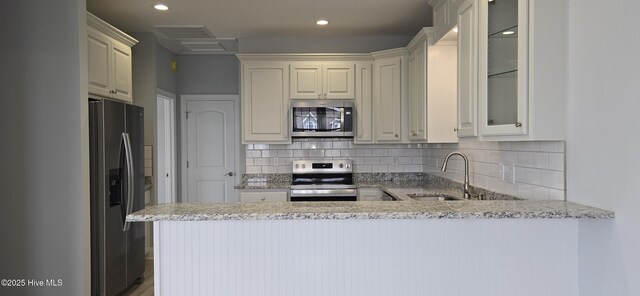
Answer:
(129, 182, 614, 221)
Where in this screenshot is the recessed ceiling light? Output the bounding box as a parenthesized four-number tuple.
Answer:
(502, 31, 515, 35)
(316, 20, 329, 26)
(154, 4, 169, 11)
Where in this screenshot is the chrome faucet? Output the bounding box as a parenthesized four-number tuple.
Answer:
(441, 152, 471, 199)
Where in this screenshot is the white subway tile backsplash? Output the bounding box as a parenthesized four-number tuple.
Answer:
(388, 165, 403, 172)
(517, 183, 533, 199)
(540, 170, 564, 190)
(355, 164, 372, 173)
(277, 166, 292, 173)
(404, 165, 422, 172)
(246, 166, 262, 174)
(244, 139, 565, 200)
(372, 164, 389, 172)
(309, 150, 324, 158)
(364, 157, 381, 164)
(318, 142, 333, 149)
(253, 144, 269, 150)
(516, 152, 534, 167)
(246, 150, 261, 158)
(549, 153, 564, 171)
(277, 150, 293, 158)
(340, 149, 353, 157)
(549, 189, 565, 201)
(262, 166, 278, 173)
(532, 152, 550, 169)
(254, 158, 270, 166)
(325, 149, 341, 157)
(525, 141, 542, 152)
(301, 142, 317, 149)
(531, 186, 550, 200)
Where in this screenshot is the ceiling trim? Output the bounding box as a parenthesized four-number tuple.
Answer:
(236, 53, 374, 62)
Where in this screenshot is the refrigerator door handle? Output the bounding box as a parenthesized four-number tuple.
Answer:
(122, 132, 134, 231)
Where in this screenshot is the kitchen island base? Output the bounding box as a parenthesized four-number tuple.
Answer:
(153, 219, 580, 296)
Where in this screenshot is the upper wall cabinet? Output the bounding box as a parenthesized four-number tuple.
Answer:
(459, 0, 567, 141)
(87, 12, 137, 103)
(240, 62, 290, 144)
(478, 0, 528, 136)
(407, 34, 428, 142)
(456, 0, 479, 137)
(354, 63, 374, 143)
(427, 34, 459, 143)
(290, 63, 355, 100)
(372, 49, 406, 142)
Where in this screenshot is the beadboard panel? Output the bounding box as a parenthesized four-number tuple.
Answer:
(154, 219, 578, 296)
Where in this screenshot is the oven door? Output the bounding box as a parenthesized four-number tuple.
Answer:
(290, 188, 357, 202)
(291, 101, 353, 138)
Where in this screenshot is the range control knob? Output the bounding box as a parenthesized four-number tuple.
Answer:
(346, 164, 351, 168)
(295, 164, 300, 169)
(339, 163, 344, 168)
(302, 164, 306, 169)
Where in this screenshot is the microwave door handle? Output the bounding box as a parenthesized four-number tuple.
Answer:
(122, 132, 134, 231)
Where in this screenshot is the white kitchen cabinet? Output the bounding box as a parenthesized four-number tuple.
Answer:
(290, 62, 355, 100)
(87, 12, 137, 103)
(354, 63, 374, 143)
(240, 62, 291, 144)
(457, 0, 566, 141)
(239, 190, 288, 202)
(372, 49, 406, 142)
(407, 33, 428, 142)
(427, 40, 459, 143)
(456, 0, 479, 137)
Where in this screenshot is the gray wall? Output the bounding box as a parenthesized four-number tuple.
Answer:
(131, 32, 158, 147)
(238, 35, 414, 53)
(156, 45, 177, 93)
(0, 0, 90, 295)
(176, 55, 240, 94)
(567, 0, 640, 294)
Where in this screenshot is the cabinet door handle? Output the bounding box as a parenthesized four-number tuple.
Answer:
(454, 127, 458, 132)
(318, 94, 322, 99)
(515, 122, 522, 127)
(323, 93, 327, 99)
(395, 134, 399, 138)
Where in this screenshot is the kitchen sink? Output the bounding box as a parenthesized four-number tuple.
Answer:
(407, 193, 463, 201)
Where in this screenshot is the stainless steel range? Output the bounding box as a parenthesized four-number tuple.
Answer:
(290, 160, 357, 201)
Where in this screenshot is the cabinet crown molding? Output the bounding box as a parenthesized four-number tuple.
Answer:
(407, 27, 436, 51)
(370, 47, 408, 60)
(87, 12, 138, 47)
(236, 53, 373, 62)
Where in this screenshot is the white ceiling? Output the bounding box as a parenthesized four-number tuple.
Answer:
(87, 0, 433, 53)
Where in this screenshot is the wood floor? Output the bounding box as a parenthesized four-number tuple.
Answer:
(124, 259, 154, 296)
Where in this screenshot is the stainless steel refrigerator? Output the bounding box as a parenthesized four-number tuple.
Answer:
(89, 98, 145, 296)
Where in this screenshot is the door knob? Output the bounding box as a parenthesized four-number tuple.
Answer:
(224, 172, 234, 176)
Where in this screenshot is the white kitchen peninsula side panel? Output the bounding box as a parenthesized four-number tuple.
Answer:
(154, 219, 578, 296)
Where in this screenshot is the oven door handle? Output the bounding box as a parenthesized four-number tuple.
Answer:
(290, 189, 357, 197)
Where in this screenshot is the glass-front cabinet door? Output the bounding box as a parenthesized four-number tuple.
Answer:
(478, 0, 529, 135)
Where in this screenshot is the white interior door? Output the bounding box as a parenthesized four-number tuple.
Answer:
(186, 100, 237, 203)
(156, 93, 176, 204)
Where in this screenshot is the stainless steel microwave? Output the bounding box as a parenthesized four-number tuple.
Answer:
(290, 101, 354, 138)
